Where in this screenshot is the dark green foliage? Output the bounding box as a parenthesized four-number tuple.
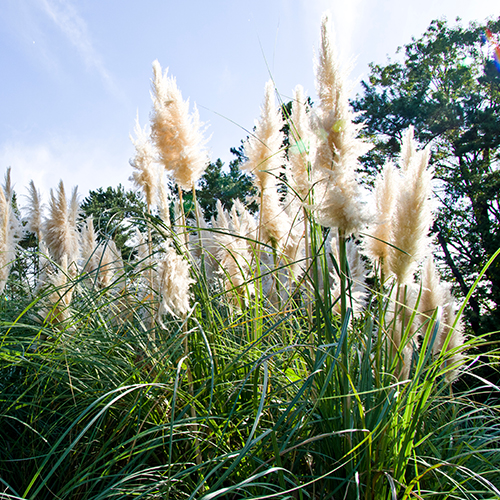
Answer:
(80, 184, 148, 261)
(195, 157, 257, 222)
(352, 17, 500, 338)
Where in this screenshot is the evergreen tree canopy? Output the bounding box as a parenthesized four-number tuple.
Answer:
(195, 156, 257, 222)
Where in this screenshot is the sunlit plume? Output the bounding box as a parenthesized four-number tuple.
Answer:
(150, 60, 209, 191)
(312, 14, 372, 235)
(130, 115, 159, 209)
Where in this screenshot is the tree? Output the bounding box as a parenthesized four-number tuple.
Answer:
(195, 155, 257, 222)
(80, 184, 147, 261)
(351, 17, 500, 337)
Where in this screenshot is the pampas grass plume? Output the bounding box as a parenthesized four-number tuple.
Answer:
(242, 80, 291, 248)
(42, 253, 74, 325)
(364, 162, 399, 272)
(44, 180, 80, 271)
(0, 185, 18, 293)
(419, 257, 465, 380)
(389, 130, 434, 284)
(288, 85, 315, 201)
(155, 244, 194, 318)
(130, 115, 159, 208)
(150, 60, 208, 190)
(26, 180, 44, 241)
(313, 14, 372, 234)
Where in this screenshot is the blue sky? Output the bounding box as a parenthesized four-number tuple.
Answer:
(1, 0, 498, 200)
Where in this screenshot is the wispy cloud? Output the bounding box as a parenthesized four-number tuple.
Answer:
(0, 136, 131, 199)
(37, 0, 120, 96)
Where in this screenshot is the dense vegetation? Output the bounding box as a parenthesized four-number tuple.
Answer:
(1, 14, 499, 500)
(351, 17, 500, 339)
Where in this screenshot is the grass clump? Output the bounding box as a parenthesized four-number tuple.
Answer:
(1, 13, 500, 500)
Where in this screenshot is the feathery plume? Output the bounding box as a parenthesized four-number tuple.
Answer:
(157, 172, 171, 226)
(364, 161, 399, 273)
(150, 60, 208, 190)
(44, 180, 80, 271)
(69, 186, 79, 229)
(25, 180, 44, 241)
(389, 129, 434, 284)
(419, 257, 465, 381)
(288, 85, 315, 201)
(242, 80, 285, 192)
(81, 216, 98, 270)
(312, 14, 372, 235)
(385, 282, 419, 380)
(242, 80, 290, 248)
(327, 233, 368, 316)
(212, 200, 255, 304)
(3, 168, 14, 202)
(130, 115, 159, 208)
(0, 185, 19, 294)
(154, 243, 194, 318)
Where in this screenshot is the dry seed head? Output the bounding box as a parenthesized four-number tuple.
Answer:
(155, 244, 194, 317)
(212, 201, 255, 299)
(364, 162, 399, 270)
(0, 185, 19, 293)
(288, 85, 315, 201)
(312, 14, 372, 234)
(44, 180, 80, 270)
(400, 127, 418, 173)
(25, 180, 44, 241)
(157, 172, 171, 226)
(150, 60, 208, 190)
(93, 240, 124, 290)
(242, 81, 291, 247)
(130, 115, 159, 208)
(42, 253, 74, 325)
(81, 216, 98, 270)
(242, 80, 285, 192)
(419, 257, 447, 331)
(3, 168, 13, 202)
(389, 133, 434, 285)
(419, 257, 465, 381)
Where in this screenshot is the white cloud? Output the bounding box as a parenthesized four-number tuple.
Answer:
(0, 137, 132, 201)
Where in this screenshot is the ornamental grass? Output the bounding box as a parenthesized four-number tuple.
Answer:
(1, 13, 499, 500)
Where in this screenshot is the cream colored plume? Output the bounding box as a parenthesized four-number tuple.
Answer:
(130, 115, 159, 208)
(25, 180, 44, 241)
(92, 240, 124, 290)
(150, 60, 208, 190)
(3, 168, 14, 202)
(212, 200, 255, 302)
(288, 85, 315, 202)
(154, 243, 194, 318)
(81, 216, 124, 290)
(157, 172, 171, 226)
(44, 181, 80, 271)
(81, 216, 98, 267)
(364, 162, 399, 273)
(242, 80, 285, 192)
(242, 80, 291, 248)
(389, 129, 434, 285)
(385, 283, 419, 380)
(312, 14, 372, 235)
(419, 257, 465, 381)
(0, 185, 20, 294)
